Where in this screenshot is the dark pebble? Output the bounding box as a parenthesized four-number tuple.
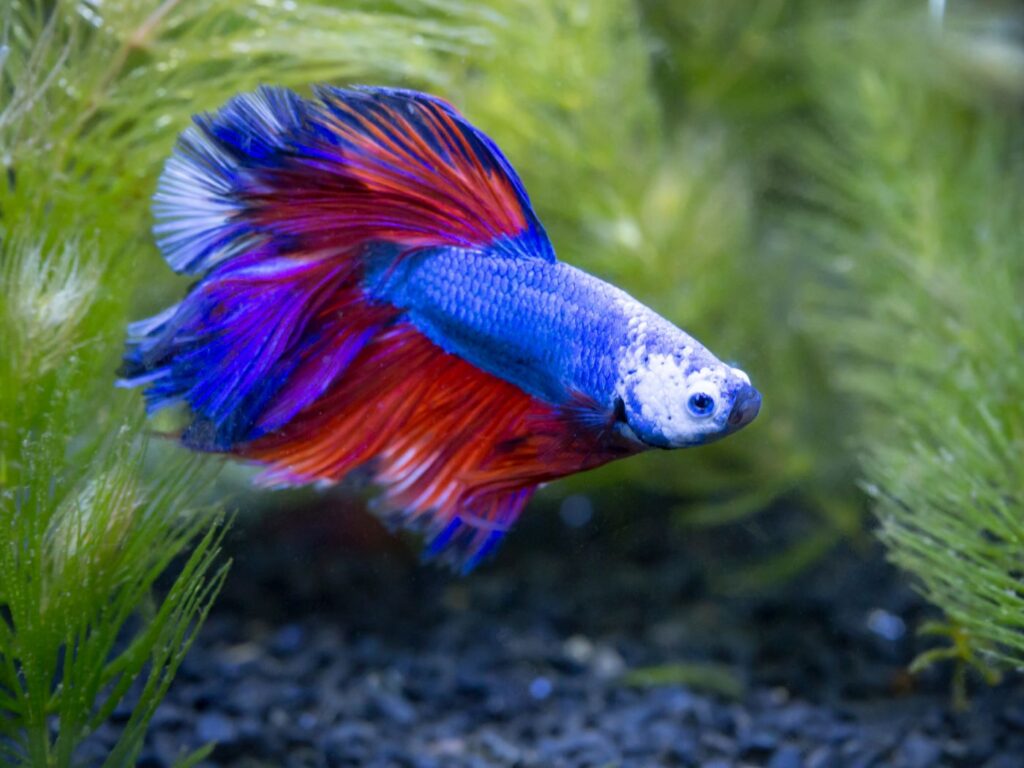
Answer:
(964, 717, 998, 762)
(320, 721, 376, 763)
(135, 751, 169, 768)
(111, 698, 135, 724)
(739, 728, 778, 758)
(846, 744, 884, 768)
(806, 745, 838, 768)
(195, 712, 237, 747)
(278, 681, 315, 709)
(270, 623, 307, 656)
(1000, 703, 1024, 729)
(667, 732, 700, 764)
(73, 739, 114, 766)
(146, 731, 189, 768)
(898, 730, 942, 768)
(768, 744, 803, 768)
(984, 757, 1024, 768)
(225, 677, 277, 717)
(701, 730, 737, 757)
(367, 689, 417, 726)
(478, 730, 522, 763)
(237, 716, 273, 754)
(284, 746, 327, 768)
(150, 702, 187, 730)
(538, 731, 618, 764)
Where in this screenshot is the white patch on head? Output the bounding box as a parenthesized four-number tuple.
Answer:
(617, 349, 733, 447)
(731, 366, 750, 386)
(610, 296, 754, 447)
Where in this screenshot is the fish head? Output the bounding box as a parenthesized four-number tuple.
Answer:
(616, 344, 760, 449)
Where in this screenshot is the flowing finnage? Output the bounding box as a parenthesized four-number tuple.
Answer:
(119, 86, 761, 572)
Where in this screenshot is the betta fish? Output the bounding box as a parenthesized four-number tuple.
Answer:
(119, 85, 761, 572)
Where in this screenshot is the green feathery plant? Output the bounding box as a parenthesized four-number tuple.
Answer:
(0, 0, 492, 763)
(796, 3, 1024, 668)
(0, 9, 228, 764)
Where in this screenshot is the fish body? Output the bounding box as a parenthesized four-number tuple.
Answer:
(371, 250, 755, 448)
(120, 86, 760, 571)
(370, 251, 629, 408)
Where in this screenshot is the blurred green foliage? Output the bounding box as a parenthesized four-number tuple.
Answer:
(795, 5, 1024, 666)
(634, 0, 1024, 664)
(2, 7, 1023, 760)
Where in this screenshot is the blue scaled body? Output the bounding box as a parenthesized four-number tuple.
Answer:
(368, 246, 694, 410)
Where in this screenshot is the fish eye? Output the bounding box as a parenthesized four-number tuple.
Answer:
(687, 392, 715, 418)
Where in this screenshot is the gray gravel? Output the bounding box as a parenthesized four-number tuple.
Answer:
(96, 498, 1024, 767)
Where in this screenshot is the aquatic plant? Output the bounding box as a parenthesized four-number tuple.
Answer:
(0, 0, 488, 761)
(0, 8, 229, 765)
(795, 4, 1024, 667)
(626, 0, 1024, 671)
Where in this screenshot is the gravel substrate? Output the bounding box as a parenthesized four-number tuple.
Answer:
(116, 496, 1024, 767)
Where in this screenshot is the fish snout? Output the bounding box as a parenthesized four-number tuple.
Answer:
(726, 383, 761, 431)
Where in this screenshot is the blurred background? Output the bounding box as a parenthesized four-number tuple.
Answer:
(1, 0, 1023, 765)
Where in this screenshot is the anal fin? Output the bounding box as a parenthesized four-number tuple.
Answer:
(241, 323, 636, 571)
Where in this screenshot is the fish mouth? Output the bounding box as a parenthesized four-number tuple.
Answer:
(726, 383, 761, 432)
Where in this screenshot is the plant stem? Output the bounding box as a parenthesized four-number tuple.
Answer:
(26, 723, 51, 768)
(57, 0, 182, 168)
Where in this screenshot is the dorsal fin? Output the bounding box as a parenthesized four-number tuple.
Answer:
(126, 85, 556, 447)
(308, 86, 554, 262)
(152, 85, 554, 277)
